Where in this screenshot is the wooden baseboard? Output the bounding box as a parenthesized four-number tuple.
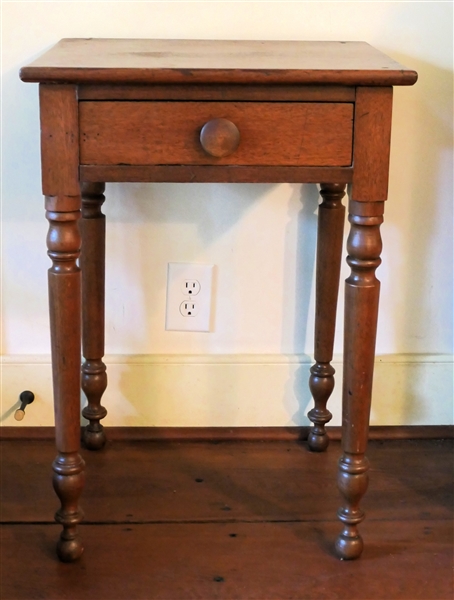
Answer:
(3, 354, 452, 427)
(1, 425, 452, 441)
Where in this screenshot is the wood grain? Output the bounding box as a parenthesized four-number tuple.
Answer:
(81, 182, 108, 451)
(308, 184, 346, 451)
(2, 520, 452, 600)
(78, 84, 356, 102)
(41, 82, 85, 562)
(1, 439, 452, 600)
(40, 84, 80, 199)
(2, 440, 452, 524)
(336, 200, 385, 559)
(20, 39, 418, 86)
(46, 208, 85, 562)
(80, 164, 353, 184)
(22, 38, 419, 567)
(351, 87, 393, 201)
(46, 211, 82, 454)
(79, 101, 353, 167)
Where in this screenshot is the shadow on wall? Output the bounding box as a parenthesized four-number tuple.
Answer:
(91, 181, 332, 426)
(374, 54, 453, 424)
(371, 357, 453, 425)
(98, 183, 287, 425)
(286, 184, 320, 426)
(103, 182, 267, 353)
(86, 183, 322, 427)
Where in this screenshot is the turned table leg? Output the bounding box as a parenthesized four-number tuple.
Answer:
(335, 200, 384, 560)
(80, 182, 108, 450)
(39, 83, 86, 561)
(308, 183, 346, 451)
(47, 205, 85, 562)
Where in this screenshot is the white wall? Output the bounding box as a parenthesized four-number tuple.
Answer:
(1, 1, 453, 427)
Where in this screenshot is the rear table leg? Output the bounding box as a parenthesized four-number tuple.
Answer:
(308, 183, 346, 451)
(81, 182, 108, 450)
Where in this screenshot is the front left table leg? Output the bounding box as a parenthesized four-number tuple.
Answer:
(80, 182, 108, 450)
(46, 204, 85, 562)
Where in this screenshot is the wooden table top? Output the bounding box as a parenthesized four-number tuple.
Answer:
(20, 39, 417, 86)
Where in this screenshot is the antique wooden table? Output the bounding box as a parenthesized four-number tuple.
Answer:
(20, 39, 417, 562)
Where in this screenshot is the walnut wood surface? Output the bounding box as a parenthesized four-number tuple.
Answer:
(45, 209, 82, 455)
(308, 184, 346, 452)
(46, 207, 85, 563)
(40, 84, 85, 562)
(79, 101, 353, 167)
(40, 85, 80, 199)
(78, 84, 356, 102)
(335, 200, 385, 560)
(351, 87, 393, 201)
(20, 39, 418, 86)
(40, 89, 82, 446)
(81, 183, 108, 451)
(333, 83, 395, 555)
(80, 165, 353, 184)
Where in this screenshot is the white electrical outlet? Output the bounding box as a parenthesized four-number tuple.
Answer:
(165, 263, 214, 332)
(181, 280, 201, 296)
(179, 300, 198, 317)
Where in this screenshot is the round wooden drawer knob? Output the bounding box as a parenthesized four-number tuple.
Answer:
(200, 118, 240, 158)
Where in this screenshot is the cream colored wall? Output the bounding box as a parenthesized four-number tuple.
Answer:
(1, 2, 453, 426)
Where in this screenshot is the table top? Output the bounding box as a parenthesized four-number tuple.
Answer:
(20, 39, 417, 86)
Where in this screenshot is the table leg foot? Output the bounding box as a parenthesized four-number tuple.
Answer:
(82, 423, 106, 451)
(82, 359, 107, 450)
(53, 452, 85, 562)
(56, 534, 84, 563)
(307, 362, 334, 452)
(335, 530, 364, 561)
(335, 453, 369, 559)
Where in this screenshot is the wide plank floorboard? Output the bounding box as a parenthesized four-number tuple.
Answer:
(1, 439, 452, 599)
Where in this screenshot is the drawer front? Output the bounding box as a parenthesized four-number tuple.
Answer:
(79, 101, 353, 167)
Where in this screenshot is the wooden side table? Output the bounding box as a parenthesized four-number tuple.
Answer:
(20, 39, 417, 562)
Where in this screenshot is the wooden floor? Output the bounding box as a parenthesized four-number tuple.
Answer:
(1, 438, 452, 600)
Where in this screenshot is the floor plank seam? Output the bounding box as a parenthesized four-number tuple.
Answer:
(3, 516, 452, 526)
(3, 519, 337, 525)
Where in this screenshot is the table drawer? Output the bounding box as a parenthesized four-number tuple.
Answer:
(79, 101, 353, 167)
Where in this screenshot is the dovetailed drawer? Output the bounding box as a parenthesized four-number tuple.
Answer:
(79, 101, 353, 167)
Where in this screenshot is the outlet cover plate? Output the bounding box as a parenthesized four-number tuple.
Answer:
(165, 263, 214, 332)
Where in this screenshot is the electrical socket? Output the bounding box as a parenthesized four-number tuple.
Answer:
(180, 300, 198, 317)
(182, 280, 201, 296)
(165, 263, 214, 332)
